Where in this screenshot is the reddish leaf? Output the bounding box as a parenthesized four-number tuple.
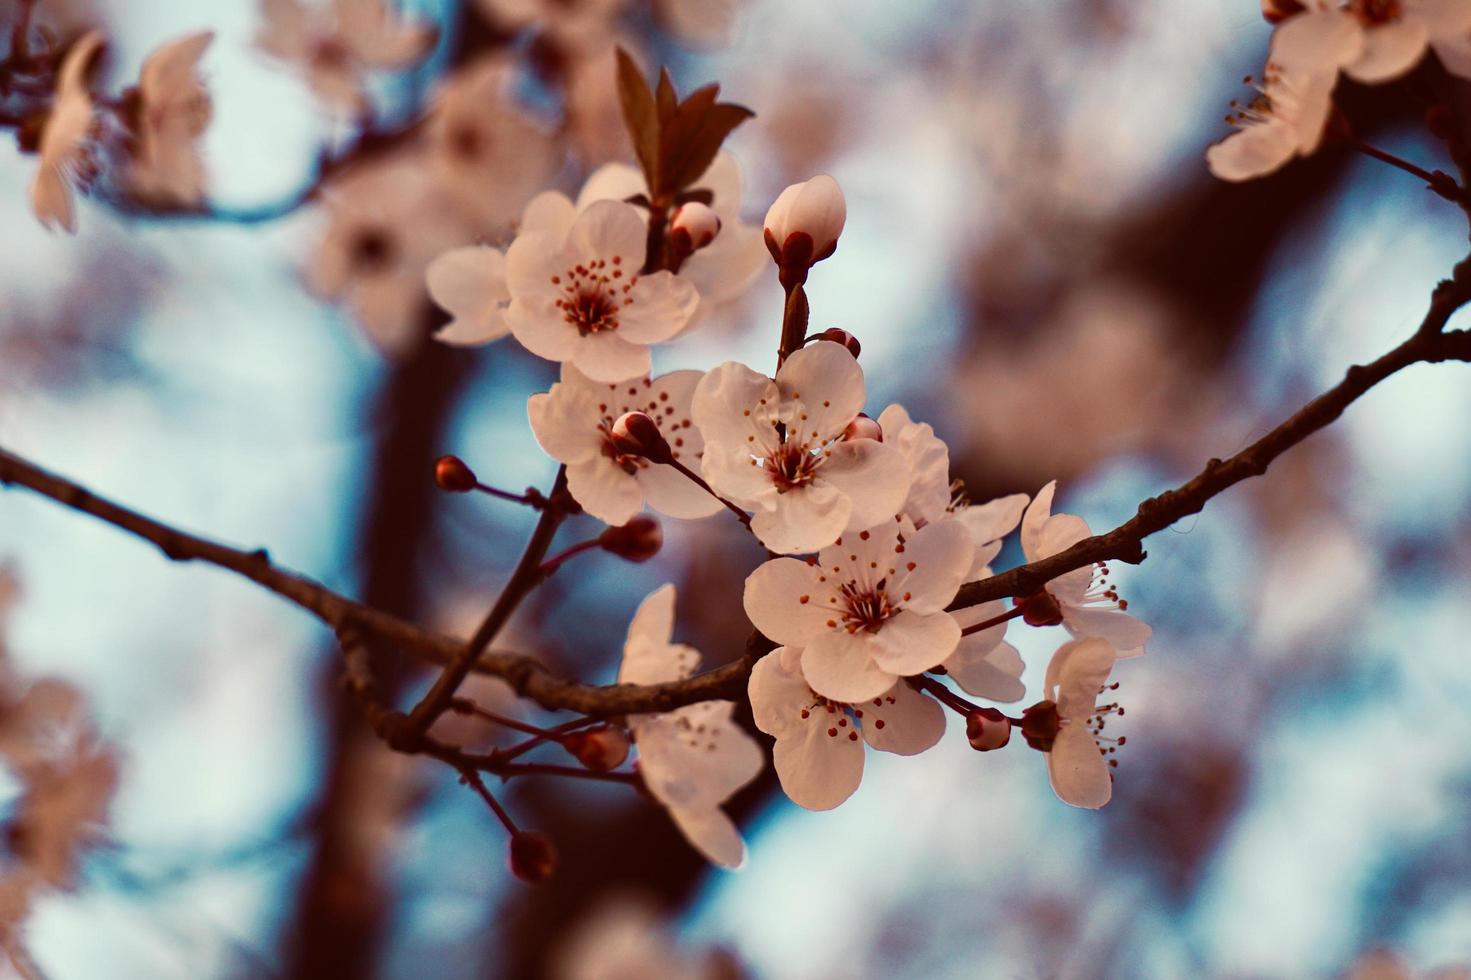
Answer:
(662, 101, 756, 194)
(656, 68, 679, 126)
(615, 47, 661, 194)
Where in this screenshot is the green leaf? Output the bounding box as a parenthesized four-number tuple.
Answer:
(615, 47, 661, 195)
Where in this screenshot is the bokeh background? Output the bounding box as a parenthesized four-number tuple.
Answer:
(2, 0, 1471, 977)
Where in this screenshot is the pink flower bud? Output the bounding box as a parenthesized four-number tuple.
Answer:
(609, 412, 673, 464)
(598, 515, 663, 562)
(434, 455, 477, 493)
(562, 724, 631, 771)
(670, 202, 722, 251)
(1016, 590, 1064, 627)
(508, 830, 557, 883)
(815, 328, 861, 359)
(1019, 700, 1060, 752)
(842, 413, 883, 443)
(763, 174, 846, 272)
(965, 707, 1011, 751)
(1260, 0, 1304, 22)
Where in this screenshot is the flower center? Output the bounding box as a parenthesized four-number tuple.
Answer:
(349, 226, 397, 273)
(1352, 0, 1401, 24)
(798, 690, 862, 742)
(838, 582, 894, 633)
(763, 439, 820, 490)
(448, 123, 484, 161)
(550, 258, 634, 336)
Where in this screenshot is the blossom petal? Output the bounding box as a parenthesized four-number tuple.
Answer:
(957, 493, 1030, 548)
(1206, 119, 1301, 182)
(861, 682, 945, 756)
(1270, 8, 1364, 73)
(749, 650, 812, 739)
(571, 331, 652, 383)
(668, 805, 746, 869)
(527, 383, 603, 465)
(820, 440, 912, 533)
(869, 609, 960, 677)
(507, 297, 582, 361)
(575, 161, 647, 211)
(427, 246, 511, 346)
(1048, 725, 1112, 809)
(618, 583, 678, 684)
(519, 190, 577, 239)
(743, 558, 832, 647)
(801, 631, 896, 703)
(751, 482, 851, 554)
(947, 637, 1026, 703)
(877, 404, 951, 525)
(1046, 637, 1117, 719)
(692, 361, 782, 451)
(1346, 19, 1429, 82)
(570, 199, 648, 268)
(701, 445, 780, 510)
(772, 709, 865, 811)
(777, 341, 865, 442)
(636, 463, 723, 519)
(893, 519, 973, 613)
(618, 271, 699, 343)
(1063, 606, 1151, 659)
(566, 457, 644, 526)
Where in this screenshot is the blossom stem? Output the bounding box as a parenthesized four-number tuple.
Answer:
(907, 673, 985, 717)
(455, 766, 519, 835)
(448, 700, 562, 739)
(493, 717, 604, 764)
(539, 539, 601, 576)
(473, 483, 546, 508)
(665, 458, 753, 527)
(399, 466, 571, 742)
(776, 282, 810, 370)
(490, 761, 640, 785)
(1353, 140, 1464, 202)
(959, 605, 1025, 636)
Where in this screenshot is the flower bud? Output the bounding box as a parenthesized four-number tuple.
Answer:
(434, 455, 478, 493)
(598, 515, 663, 562)
(670, 202, 722, 251)
(1260, 0, 1304, 22)
(562, 724, 631, 771)
(815, 328, 861, 359)
(842, 413, 883, 443)
(763, 174, 846, 274)
(1019, 700, 1060, 752)
(508, 830, 557, 883)
(609, 412, 673, 464)
(965, 707, 1012, 751)
(1016, 590, 1064, 627)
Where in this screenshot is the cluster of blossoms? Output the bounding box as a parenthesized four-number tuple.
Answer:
(0, 571, 120, 961)
(426, 54, 1152, 870)
(1207, 0, 1471, 180)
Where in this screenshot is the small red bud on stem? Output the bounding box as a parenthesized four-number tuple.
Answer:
(508, 831, 558, 883)
(434, 455, 478, 493)
(610, 412, 674, 464)
(562, 724, 631, 771)
(598, 515, 663, 562)
(965, 707, 1012, 751)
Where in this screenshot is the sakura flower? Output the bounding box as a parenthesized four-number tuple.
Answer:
(1206, 63, 1337, 181)
(743, 518, 972, 703)
(426, 57, 558, 232)
(257, 0, 436, 113)
(528, 366, 721, 525)
(617, 586, 763, 868)
(1020, 481, 1150, 657)
(1030, 637, 1123, 809)
(308, 153, 472, 355)
(576, 153, 767, 313)
(426, 245, 510, 346)
(30, 31, 103, 232)
(504, 199, 699, 382)
(874, 404, 952, 527)
(124, 31, 215, 207)
(941, 489, 1031, 702)
(692, 341, 910, 554)
(475, 0, 624, 52)
(748, 648, 944, 810)
(1273, 0, 1471, 83)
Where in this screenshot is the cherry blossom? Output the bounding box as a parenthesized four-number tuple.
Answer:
(475, 0, 623, 52)
(425, 57, 558, 232)
(528, 365, 721, 525)
(256, 0, 436, 113)
(29, 31, 102, 232)
(426, 245, 510, 347)
(748, 648, 944, 811)
(576, 153, 767, 313)
(1206, 63, 1337, 182)
(692, 341, 910, 554)
(308, 153, 472, 354)
(743, 518, 973, 702)
(1020, 481, 1151, 658)
(504, 198, 699, 382)
(875, 404, 952, 527)
(617, 585, 763, 868)
(1035, 637, 1123, 810)
(125, 31, 215, 207)
(1272, 0, 1471, 84)
(763, 174, 846, 276)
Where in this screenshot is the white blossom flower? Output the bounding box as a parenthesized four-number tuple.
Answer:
(555, 895, 732, 980)
(308, 153, 472, 355)
(1272, 0, 1471, 84)
(426, 245, 510, 346)
(30, 31, 103, 232)
(12, 738, 119, 887)
(426, 57, 558, 232)
(476, 0, 624, 52)
(748, 648, 944, 810)
(576, 153, 767, 313)
(528, 365, 721, 525)
(1037, 637, 1122, 810)
(125, 31, 215, 207)
(504, 198, 699, 382)
(692, 341, 910, 554)
(1206, 63, 1337, 182)
(617, 585, 763, 868)
(743, 518, 972, 703)
(941, 491, 1031, 701)
(763, 174, 846, 273)
(257, 0, 436, 113)
(1020, 481, 1151, 657)
(874, 404, 951, 527)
